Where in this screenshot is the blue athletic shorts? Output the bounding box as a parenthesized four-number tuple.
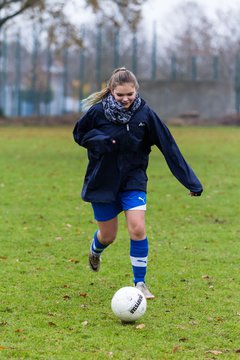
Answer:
(91, 190, 147, 221)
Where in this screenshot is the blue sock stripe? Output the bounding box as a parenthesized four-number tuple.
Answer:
(130, 238, 148, 283)
(132, 266, 147, 284)
(91, 230, 108, 255)
(94, 231, 107, 249)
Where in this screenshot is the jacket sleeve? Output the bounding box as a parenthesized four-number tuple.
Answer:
(147, 109, 203, 194)
(73, 110, 114, 155)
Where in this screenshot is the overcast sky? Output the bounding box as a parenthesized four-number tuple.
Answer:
(9, 0, 240, 41)
(136, 0, 240, 41)
(142, 0, 240, 22)
(68, 0, 240, 32)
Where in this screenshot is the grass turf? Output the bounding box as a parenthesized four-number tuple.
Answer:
(0, 126, 239, 359)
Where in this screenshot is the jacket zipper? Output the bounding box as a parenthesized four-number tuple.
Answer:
(126, 124, 129, 132)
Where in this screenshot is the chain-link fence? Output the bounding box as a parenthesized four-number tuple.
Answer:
(0, 23, 239, 117)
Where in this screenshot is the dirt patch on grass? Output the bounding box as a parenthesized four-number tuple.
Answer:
(0, 113, 80, 127)
(0, 113, 239, 126)
(167, 113, 240, 126)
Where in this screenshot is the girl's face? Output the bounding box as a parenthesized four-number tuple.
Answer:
(111, 83, 137, 109)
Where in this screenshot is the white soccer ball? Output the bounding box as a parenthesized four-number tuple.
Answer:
(111, 286, 147, 322)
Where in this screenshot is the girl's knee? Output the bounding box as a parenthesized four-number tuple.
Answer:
(98, 230, 117, 245)
(129, 223, 146, 240)
(97, 217, 118, 245)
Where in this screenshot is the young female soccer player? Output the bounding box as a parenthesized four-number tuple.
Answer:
(73, 67, 203, 299)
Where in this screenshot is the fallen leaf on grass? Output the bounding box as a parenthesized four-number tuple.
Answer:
(236, 349, 240, 353)
(69, 258, 79, 264)
(189, 320, 198, 326)
(202, 274, 210, 279)
(15, 329, 24, 333)
(79, 292, 88, 297)
(48, 312, 55, 317)
(108, 351, 114, 357)
(81, 321, 88, 326)
(179, 337, 188, 342)
(0, 322, 8, 326)
(63, 295, 71, 300)
(55, 236, 62, 241)
(206, 350, 223, 355)
(48, 322, 57, 327)
(176, 325, 186, 330)
(173, 345, 181, 353)
(66, 224, 72, 228)
(213, 218, 226, 224)
(135, 323, 145, 329)
(0, 346, 7, 350)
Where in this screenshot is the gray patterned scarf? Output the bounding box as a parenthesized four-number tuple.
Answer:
(102, 93, 141, 124)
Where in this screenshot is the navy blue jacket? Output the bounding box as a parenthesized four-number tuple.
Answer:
(73, 99, 203, 203)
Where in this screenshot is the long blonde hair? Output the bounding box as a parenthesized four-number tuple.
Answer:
(82, 67, 139, 108)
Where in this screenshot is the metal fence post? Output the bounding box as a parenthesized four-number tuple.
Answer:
(235, 54, 240, 113)
(46, 43, 52, 115)
(113, 26, 120, 69)
(96, 24, 102, 89)
(191, 56, 197, 80)
(15, 30, 21, 116)
(62, 46, 69, 114)
(213, 56, 219, 81)
(132, 31, 137, 75)
(79, 25, 85, 111)
(151, 21, 157, 80)
(31, 26, 38, 115)
(171, 56, 177, 80)
(1, 29, 7, 115)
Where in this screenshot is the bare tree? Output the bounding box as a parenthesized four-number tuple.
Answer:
(161, 1, 240, 80)
(0, 1, 43, 28)
(161, 2, 219, 79)
(0, 0, 147, 36)
(214, 8, 240, 53)
(164, 2, 215, 56)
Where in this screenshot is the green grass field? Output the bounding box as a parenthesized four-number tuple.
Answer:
(0, 126, 239, 359)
